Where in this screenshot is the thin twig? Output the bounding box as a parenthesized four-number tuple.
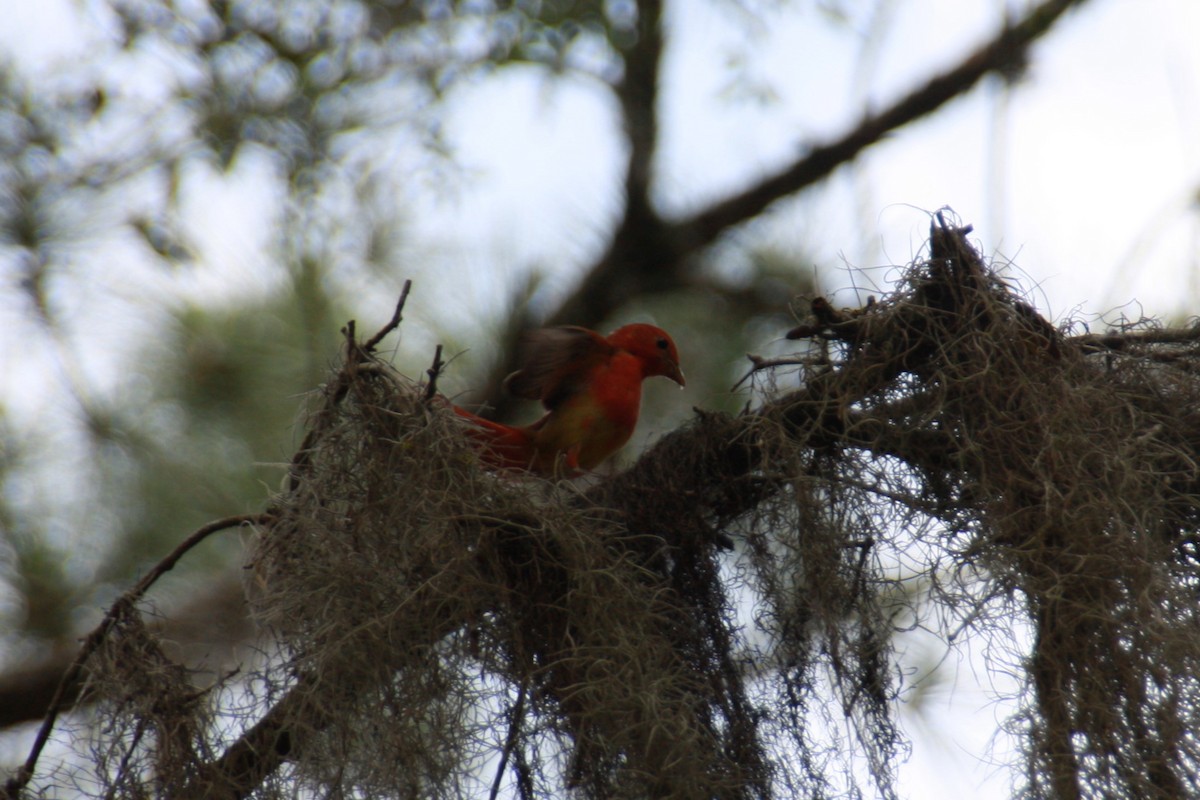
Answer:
(363, 280, 413, 354)
(489, 682, 527, 800)
(3, 513, 265, 800)
(423, 344, 445, 403)
(289, 284, 416, 491)
(731, 355, 812, 391)
(1070, 325, 1200, 353)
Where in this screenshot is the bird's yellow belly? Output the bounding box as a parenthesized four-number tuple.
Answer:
(532, 395, 638, 472)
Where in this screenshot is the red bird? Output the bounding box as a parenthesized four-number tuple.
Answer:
(455, 323, 685, 475)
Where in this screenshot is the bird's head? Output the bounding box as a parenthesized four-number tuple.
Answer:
(608, 323, 686, 387)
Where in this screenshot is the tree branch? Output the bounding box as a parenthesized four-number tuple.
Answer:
(484, 0, 672, 420)
(548, 0, 672, 328)
(362, 278, 412, 354)
(0, 574, 253, 730)
(678, 0, 1090, 250)
(3, 514, 264, 800)
(187, 679, 324, 800)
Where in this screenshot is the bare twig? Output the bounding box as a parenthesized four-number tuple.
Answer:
(1070, 325, 1200, 353)
(289, 285, 416, 491)
(363, 280, 413, 354)
(731, 355, 812, 391)
(489, 683, 527, 800)
(423, 344, 446, 403)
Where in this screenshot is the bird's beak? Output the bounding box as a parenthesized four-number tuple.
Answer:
(667, 362, 686, 388)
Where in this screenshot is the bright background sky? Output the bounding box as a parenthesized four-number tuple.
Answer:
(1, 1, 1197, 798)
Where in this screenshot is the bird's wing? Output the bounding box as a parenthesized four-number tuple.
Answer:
(503, 326, 615, 411)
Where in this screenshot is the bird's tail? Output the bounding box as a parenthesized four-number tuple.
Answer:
(451, 404, 537, 472)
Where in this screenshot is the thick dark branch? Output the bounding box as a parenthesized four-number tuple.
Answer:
(540, 0, 673, 332)
(619, 0, 663, 211)
(188, 680, 324, 800)
(0, 646, 81, 731)
(485, 0, 672, 419)
(0, 575, 253, 730)
(679, 0, 1090, 249)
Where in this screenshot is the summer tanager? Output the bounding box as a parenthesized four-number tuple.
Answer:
(454, 323, 685, 475)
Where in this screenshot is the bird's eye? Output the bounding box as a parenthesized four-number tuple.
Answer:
(656, 337, 669, 350)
